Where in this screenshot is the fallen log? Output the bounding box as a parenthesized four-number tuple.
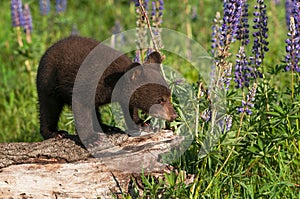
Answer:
(0, 130, 187, 198)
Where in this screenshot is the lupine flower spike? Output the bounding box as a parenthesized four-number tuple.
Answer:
(56, 0, 67, 13)
(211, 0, 245, 92)
(284, 0, 300, 100)
(23, 4, 33, 43)
(220, 0, 243, 48)
(135, 0, 163, 63)
(134, 49, 141, 63)
(234, 1, 260, 89)
(238, 83, 257, 115)
(234, 46, 252, 88)
(151, 0, 164, 49)
(224, 115, 233, 132)
(285, 0, 294, 28)
(201, 109, 211, 122)
(11, 0, 24, 47)
(285, 17, 300, 72)
(39, 0, 50, 16)
(237, 0, 250, 46)
(250, 0, 269, 75)
(208, 1, 245, 134)
(11, 0, 24, 27)
(211, 12, 222, 57)
(285, 0, 300, 72)
(135, 0, 150, 63)
(219, 115, 233, 132)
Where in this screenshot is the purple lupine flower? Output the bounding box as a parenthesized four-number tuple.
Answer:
(213, 60, 232, 90)
(290, 0, 300, 31)
(142, 0, 150, 12)
(285, 16, 300, 72)
(234, 46, 261, 88)
(284, 0, 300, 72)
(211, 0, 244, 70)
(221, 115, 233, 132)
(224, 115, 233, 132)
(234, 46, 252, 88)
(222, 63, 232, 90)
(210, 0, 244, 91)
(135, 0, 148, 60)
(151, 1, 156, 16)
(237, 83, 257, 115)
(238, 101, 253, 115)
(135, 0, 150, 22)
(211, 12, 222, 56)
(218, 114, 232, 132)
(158, 0, 164, 26)
(134, 0, 150, 10)
(151, 0, 164, 49)
(151, 0, 164, 25)
(40, 0, 50, 15)
(56, 0, 67, 13)
(11, 0, 25, 27)
(146, 48, 154, 57)
(220, 0, 244, 45)
(236, 1, 250, 46)
(23, 4, 33, 33)
(201, 109, 211, 122)
(134, 0, 140, 7)
(134, 50, 141, 63)
(286, 0, 293, 27)
(250, 0, 269, 70)
(158, 0, 164, 16)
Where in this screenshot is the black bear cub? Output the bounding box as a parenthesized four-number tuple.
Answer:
(37, 36, 177, 141)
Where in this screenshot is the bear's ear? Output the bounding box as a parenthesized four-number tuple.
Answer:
(127, 62, 141, 71)
(144, 51, 162, 64)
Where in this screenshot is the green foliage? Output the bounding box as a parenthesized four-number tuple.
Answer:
(1, 0, 300, 198)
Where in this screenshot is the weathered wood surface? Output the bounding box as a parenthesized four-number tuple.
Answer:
(0, 137, 90, 169)
(0, 130, 185, 198)
(0, 159, 174, 198)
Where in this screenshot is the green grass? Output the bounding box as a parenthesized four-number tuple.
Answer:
(1, 0, 300, 198)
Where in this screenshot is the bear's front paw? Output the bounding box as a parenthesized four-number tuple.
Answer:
(50, 130, 69, 139)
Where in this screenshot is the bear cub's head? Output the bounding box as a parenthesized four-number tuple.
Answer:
(123, 52, 177, 122)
